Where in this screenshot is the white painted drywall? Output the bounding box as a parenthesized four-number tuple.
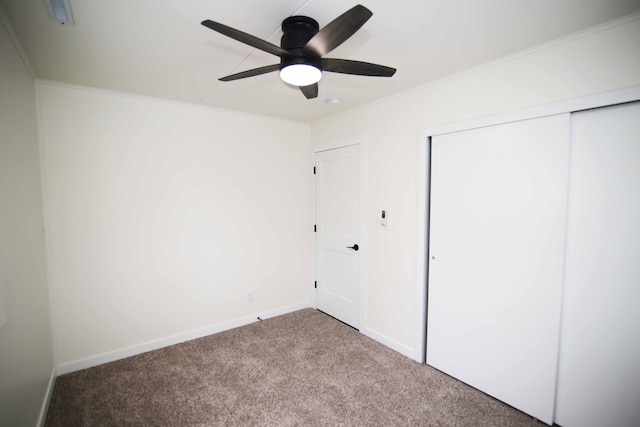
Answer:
(38, 82, 312, 365)
(0, 13, 54, 427)
(310, 15, 640, 358)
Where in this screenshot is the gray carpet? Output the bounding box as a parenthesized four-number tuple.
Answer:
(45, 308, 543, 426)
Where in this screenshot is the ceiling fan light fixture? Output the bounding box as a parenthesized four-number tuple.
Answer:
(202, 5, 395, 99)
(280, 64, 322, 87)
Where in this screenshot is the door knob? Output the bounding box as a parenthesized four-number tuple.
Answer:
(347, 244, 359, 251)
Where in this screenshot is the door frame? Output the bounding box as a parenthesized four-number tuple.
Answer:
(311, 136, 367, 330)
(416, 86, 640, 363)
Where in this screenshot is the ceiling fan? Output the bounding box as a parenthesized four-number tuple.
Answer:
(201, 4, 396, 99)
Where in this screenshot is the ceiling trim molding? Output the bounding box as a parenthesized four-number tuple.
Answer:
(34, 79, 309, 125)
(0, 4, 36, 80)
(401, 11, 640, 102)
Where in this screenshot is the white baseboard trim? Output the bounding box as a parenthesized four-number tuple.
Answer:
(360, 327, 418, 362)
(56, 303, 310, 375)
(37, 367, 56, 427)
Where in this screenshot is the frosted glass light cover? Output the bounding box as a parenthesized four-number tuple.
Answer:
(280, 64, 322, 86)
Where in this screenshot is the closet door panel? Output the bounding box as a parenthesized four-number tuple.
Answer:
(555, 101, 640, 427)
(427, 114, 570, 424)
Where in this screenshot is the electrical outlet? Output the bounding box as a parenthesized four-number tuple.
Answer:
(246, 292, 254, 303)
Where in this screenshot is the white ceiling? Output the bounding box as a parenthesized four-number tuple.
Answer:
(2, 0, 639, 122)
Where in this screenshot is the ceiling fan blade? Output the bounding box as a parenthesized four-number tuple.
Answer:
(304, 5, 372, 57)
(219, 64, 281, 82)
(202, 20, 288, 57)
(322, 58, 396, 77)
(300, 83, 318, 99)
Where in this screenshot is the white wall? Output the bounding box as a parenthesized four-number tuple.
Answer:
(310, 15, 640, 358)
(38, 82, 312, 367)
(0, 11, 54, 427)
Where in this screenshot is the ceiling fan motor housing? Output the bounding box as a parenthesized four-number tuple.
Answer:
(280, 16, 321, 70)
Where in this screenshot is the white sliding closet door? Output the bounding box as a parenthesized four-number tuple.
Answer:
(427, 114, 570, 424)
(555, 101, 640, 427)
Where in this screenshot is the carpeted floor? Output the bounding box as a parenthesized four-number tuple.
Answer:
(45, 308, 543, 426)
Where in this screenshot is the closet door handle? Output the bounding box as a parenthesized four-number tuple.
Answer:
(347, 244, 359, 251)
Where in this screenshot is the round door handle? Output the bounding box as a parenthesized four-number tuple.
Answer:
(347, 244, 359, 251)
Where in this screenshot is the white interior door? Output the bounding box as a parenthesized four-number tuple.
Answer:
(555, 101, 640, 427)
(315, 144, 360, 328)
(427, 114, 570, 424)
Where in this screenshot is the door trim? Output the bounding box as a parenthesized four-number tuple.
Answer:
(416, 85, 640, 363)
(311, 136, 367, 331)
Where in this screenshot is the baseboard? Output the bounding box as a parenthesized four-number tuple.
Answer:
(56, 303, 310, 375)
(37, 367, 56, 427)
(361, 327, 418, 362)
